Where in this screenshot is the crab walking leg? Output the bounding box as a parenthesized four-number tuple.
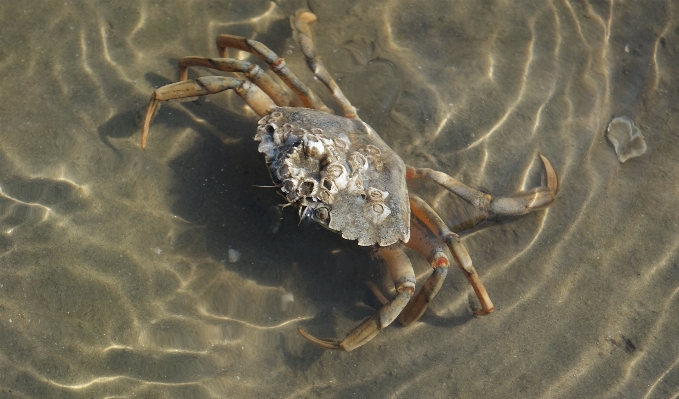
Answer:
(399, 217, 451, 326)
(409, 194, 494, 315)
(290, 11, 359, 119)
(406, 154, 558, 216)
(177, 57, 297, 106)
(298, 246, 415, 351)
(141, 76, 276, 149)
(215, 34, 331, 113)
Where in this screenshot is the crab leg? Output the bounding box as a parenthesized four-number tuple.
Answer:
(406, 154, 558, 217)
(177, 56, 297, 107)
(409, 194, 494, 315)
(140, 76, 275, 149)
(290, 10, 359, 119)
(298, 245, 415, 351)
(215, 34, 331, 113)
(395, 216, 452, 325)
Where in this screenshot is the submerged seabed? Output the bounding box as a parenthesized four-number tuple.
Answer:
(0, 1, 677, 398)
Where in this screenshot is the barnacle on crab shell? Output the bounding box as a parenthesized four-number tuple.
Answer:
(302, 133, 325, 159)
(366, 187, 389, 202)
(364, 202, 391, 225)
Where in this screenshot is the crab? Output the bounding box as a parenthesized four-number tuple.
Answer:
(140, 10, 558, 351)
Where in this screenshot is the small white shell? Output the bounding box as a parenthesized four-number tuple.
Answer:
(324, 163, 348, 190)
(365, 187, 389, 202)
(319, 136, 335, 148)
(297, 178, 318, 197)
(364, 145, 381, 156)
(273, 129, 289, 146)
(348, 152, 368, 174)
(320, 177, 338, 194)
(285, 132, 300, 145)
(281, 178, 299, 194)
(317, 187, 334, 204)
(364, 202, 391, 225)
(303, 134, 325, 159)
(346, 174, 365, 196)
(265, 122, 278, 134)
(360, 145, 383, 171)
(277, 163, 303, 180)
(257, 138, 276, 158)
(334, 133, 351, 150)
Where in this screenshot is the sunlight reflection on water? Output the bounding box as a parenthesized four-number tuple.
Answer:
(0, 1, 678, 398)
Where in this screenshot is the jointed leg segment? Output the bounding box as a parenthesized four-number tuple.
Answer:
(298, 245, 415, 351)
(400, 216, 452, 325)
(406, 154, 558, 217)
(177, 56, 297, 107)
(409, 194, 494, 315)
(216, 34, 331, 113)
(140, 77, 275, 149)
(290, 11, 359, 119)
(141, 10, 362, 149)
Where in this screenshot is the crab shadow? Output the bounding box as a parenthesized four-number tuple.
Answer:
(153, 92, 489, 360)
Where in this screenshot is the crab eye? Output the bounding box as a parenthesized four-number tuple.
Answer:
(315, 206, 329, 220)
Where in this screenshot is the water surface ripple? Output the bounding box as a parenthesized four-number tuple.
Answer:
(0, 1, 677, 398)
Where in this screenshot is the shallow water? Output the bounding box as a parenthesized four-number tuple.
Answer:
(1, 1, 678, 398)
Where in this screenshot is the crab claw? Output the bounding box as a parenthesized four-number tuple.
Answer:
(298, 314, 381, 351)
(488, 154, 559, 215)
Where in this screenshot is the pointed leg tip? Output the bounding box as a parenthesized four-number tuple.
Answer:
(296, 10, 318, 25)
(140, 132, 148, 150)
(538, 154, 558, 194)
(474, 307, 494, 316)
(297, 328, 344, 350)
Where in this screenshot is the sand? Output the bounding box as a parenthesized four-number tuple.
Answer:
(0, 1, 677, 398)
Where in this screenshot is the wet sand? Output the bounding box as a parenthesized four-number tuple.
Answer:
(0, 1, 678, 398)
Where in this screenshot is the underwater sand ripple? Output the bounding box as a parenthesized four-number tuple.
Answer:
(0, 1, 678, 398)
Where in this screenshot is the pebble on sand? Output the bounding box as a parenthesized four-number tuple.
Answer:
(228, 247, 241, 263)
(606, 116, 647, 163)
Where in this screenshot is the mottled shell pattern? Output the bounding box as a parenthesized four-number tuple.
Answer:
(254, 108, 410, 246)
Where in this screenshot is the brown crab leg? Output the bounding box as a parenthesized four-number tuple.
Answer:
(140, 76, 276, 149)
(397, 216, 452, 325)
(409, 194, 494, 315)
(215, 34, 331, 113)
(177, 56, 297, 107)
(298, 245, 415, 351)
(290, 10, 359, 119)
(406, 154, 558, 217)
